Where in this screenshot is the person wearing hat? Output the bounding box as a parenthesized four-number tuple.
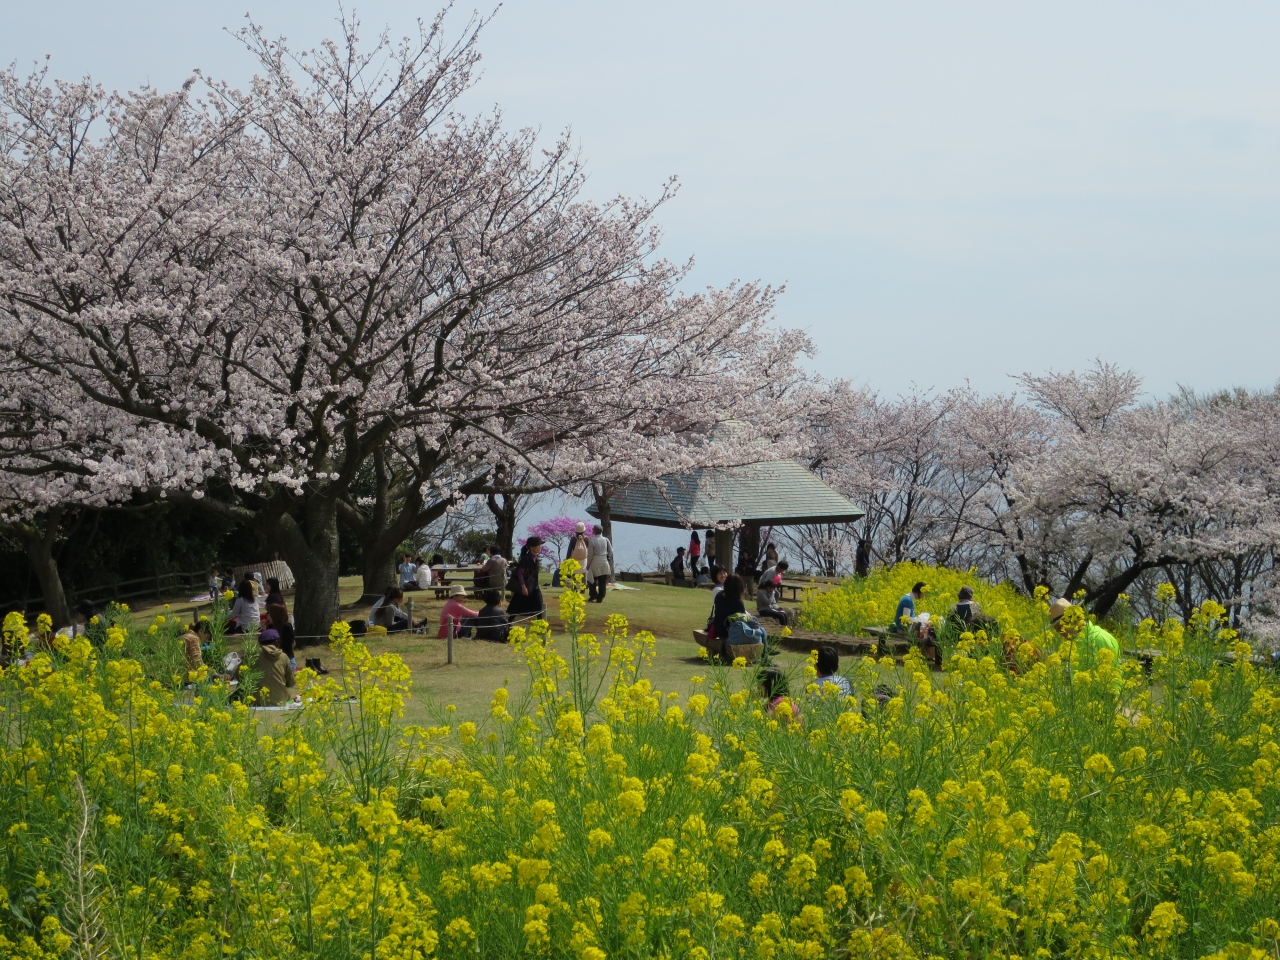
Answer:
(439, 584, 479, 639)
(568, 522, 590, 565)
(508, 536, 546, 618)
(1048, 597, 1119, 665)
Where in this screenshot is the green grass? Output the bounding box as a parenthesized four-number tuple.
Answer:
(134, 575, 818, 725)
(363, 580, 813, 725)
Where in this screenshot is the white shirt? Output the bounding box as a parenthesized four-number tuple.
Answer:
(416, 563, 433, 589)
(229, 596, 260, 630)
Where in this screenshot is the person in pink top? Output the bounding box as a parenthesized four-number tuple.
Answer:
(439, 584, 478, 638)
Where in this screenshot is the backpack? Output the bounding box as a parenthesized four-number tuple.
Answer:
(726, 615, 767, 646)
(570, 535, 589, 563)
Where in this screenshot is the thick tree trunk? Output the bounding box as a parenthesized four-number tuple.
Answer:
(487, 492, 519, 560)
(592, 484, 614, 545)
(17, 508, 72, 628)
(360, 549, 399, 606)
(273, 494, 343, 644)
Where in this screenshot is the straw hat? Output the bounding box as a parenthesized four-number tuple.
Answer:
(1048, 598, 1071, 622)
(449, 584, 468, 598)
(575, 521, 586, 533)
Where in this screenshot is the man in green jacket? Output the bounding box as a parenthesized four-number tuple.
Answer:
(1049, 598, 1122, 689)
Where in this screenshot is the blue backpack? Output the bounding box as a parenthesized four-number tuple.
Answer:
(726, 615, 767, 646)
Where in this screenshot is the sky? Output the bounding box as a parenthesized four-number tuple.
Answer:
(6, 2, 1279, 564)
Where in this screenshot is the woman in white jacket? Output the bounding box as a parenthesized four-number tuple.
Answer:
(227, 580, 260, 634)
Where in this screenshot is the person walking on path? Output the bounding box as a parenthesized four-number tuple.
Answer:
(568, 522, 591, 565)
(688, 531, 702, 577)
(587, 524, 613, 603)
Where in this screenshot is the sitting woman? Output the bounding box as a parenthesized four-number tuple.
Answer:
(439, 584, 478, 638)
(227, 580, 260, 635)
(373, 588, 411, 633)
(712, 574, 748, 643)
(468, 590, 510, 643)
(264, 577, 285, 608)
(266, 603, 296, 669)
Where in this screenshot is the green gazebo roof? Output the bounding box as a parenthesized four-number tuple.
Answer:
(589, 460, 864, 529)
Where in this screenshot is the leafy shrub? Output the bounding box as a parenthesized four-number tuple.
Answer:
(799, 562, 1048, 640)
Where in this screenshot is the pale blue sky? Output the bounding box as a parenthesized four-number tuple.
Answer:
(6, 1, 1280, 402)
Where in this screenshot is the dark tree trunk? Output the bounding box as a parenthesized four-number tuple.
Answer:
(360, 548, 399, 607)
(486, 492, 519, 561)
(592, 484, 614, 545)
(272, 494, 342, 644)
(16, 507, 72, 628)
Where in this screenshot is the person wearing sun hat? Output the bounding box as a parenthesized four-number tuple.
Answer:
(1049, 597, 1120, 663)
(439, 583, 478, 639)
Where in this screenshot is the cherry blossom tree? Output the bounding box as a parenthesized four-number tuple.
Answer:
(0, 16, 811, 636)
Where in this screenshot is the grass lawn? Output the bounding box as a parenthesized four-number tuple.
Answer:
(136, 576, 815, 724)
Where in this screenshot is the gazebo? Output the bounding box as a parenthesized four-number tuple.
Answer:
(589, 459, 864, 574)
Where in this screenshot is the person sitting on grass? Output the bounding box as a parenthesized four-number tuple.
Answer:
(179, 622, 205, 677)
(892, 581, 927, 632)
(951, 585, 983, 625)
(228, 580, 260, 635)
(264, 577, 285, 608)
(373, 588, 411, 633)
(266, 604, 296, 670)
(1048, 598, 1118, 679)
(439, 584, 478, 638)
(813, 645, 852, 697)
(469, 590, 510, 643)
(761, 668, 799, 722)
(255, 631, 295, 706)
(756, 560, 791, 627)
(56, 600, 97, 639)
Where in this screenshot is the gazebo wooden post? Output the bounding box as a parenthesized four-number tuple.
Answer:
(713, 528, 735, 575)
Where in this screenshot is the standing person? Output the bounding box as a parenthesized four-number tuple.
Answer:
(438, 585, 478, 638)
(481, 546, 508, 595)
(568, 522, 591, 565)
(893, 582, 927, 631)
(855, 540, 871, 578)
(507, 537, 546, 619)
(703, 529, 716, 570)
(688, 531, 702, 578)
(399, 553, 419, 590)
(586, 524, 613, 603)
(228, 580, 260, 634)
(415, 556, 434, 591)
(670, 547, 687, 582)
(764, 542, 779, 568)
(756, 561, 791, 627)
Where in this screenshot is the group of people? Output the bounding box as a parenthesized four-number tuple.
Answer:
(702, 552, 797, 651)
(564, 523, 615, 602)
